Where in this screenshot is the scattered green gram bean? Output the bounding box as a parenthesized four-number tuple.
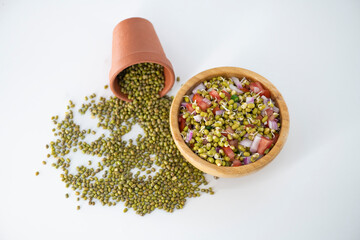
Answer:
(45, 63, 212, 216)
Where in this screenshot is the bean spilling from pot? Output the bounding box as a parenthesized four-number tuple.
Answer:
(40, 63, 213, 216)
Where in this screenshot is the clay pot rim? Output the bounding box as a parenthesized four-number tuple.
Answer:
(109, 54, 175, 102)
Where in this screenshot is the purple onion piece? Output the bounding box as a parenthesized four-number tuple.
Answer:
(192, 83, 206, 94)
(229, 84, 243, 93)
(268, 120, 278, 130)
(189, 94, 194, 102)
(185, 131, 193, 143)
(239, 139, 252, 148)
(231, 77, 242, 89)
(246, 97, 254, 103)
(215, 147, 221, 153)
(261, 106, 270, 116)
(250, 135, 262, 153)
(243, 157, 251, 165)
(253, 87, 260, 93)
(261, 95, 268, 104)
(202, 98, 211, 105)
(215, 110, 225, 116)
(193, 115, 202, 122)
(181, 102, 187, 107)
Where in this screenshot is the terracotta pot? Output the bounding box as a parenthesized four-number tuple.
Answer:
(109, 17, 175, 102)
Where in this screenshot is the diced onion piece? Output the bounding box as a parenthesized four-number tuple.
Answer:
(181, 102, 187, 107)
(229, 84, 243, 93)
(239, 139, 252, 148)
(215, 110, 225, 115)
(185, 130, 193, 143)
(261, 106, 270, 116)
(273, 106, 279, 113)
(243, 157, 251, 165)
(189, 94, 194, 102)
(268, 120, 278, 130)
(215, 147, 221, 153)
(250, 135, 262, 153)
(192, 83, 206, 94)
(231, 77, 242, 89)
(193, 115, 202, 122)
(261, 95, 268, 104)
(246, 97, 254, 103)
(207, 88, 213, 92)
(202, 97, 211, 106)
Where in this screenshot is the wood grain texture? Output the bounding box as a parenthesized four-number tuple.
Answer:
(170, 67, 290, 178)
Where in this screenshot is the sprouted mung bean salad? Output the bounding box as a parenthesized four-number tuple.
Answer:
(39, 63, 213, 216)
(178, 76, 281, 167)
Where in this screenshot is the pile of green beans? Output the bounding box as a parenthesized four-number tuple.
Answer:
(43, 63, 213, 216)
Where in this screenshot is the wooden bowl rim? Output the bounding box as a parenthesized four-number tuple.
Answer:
(170, 67, 290, 178)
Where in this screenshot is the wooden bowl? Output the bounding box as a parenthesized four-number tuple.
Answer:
(170, 67, 290, 178)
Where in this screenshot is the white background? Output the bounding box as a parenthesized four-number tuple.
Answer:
(1, 0, 359, 239)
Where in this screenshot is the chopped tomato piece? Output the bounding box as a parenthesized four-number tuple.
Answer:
(192, 93, 210, 111)
(265, 109, 275, 123)
(209, 90, 222, 101)
(238, 83, 250, 93)
(245, 124, 255, 128)
(202, 98, 212, 108)
(179, 116, 186, 132)
(250, 82, 270, 97)
(232, 159, 242, 166)
(186, 103, 195, 113)
(221, 90, 231, 100)
(257, 137, 273, 155)
(240, 86, 249, 93)
(249, 82, 264, 93)
(197, 101, 209, 111)
(256, 114, 263, 120)
(192, 93, 204, 103)
(273, 133, 279, 142)
(229, 139, 238, 147)
(221, 133, 228, 137)
(212, 106, 221, 115)
(268, 115, 276, 122)
(260, 89, 271, 98)
(265, 108, 274, 117)
(222, 147, 235, 160)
